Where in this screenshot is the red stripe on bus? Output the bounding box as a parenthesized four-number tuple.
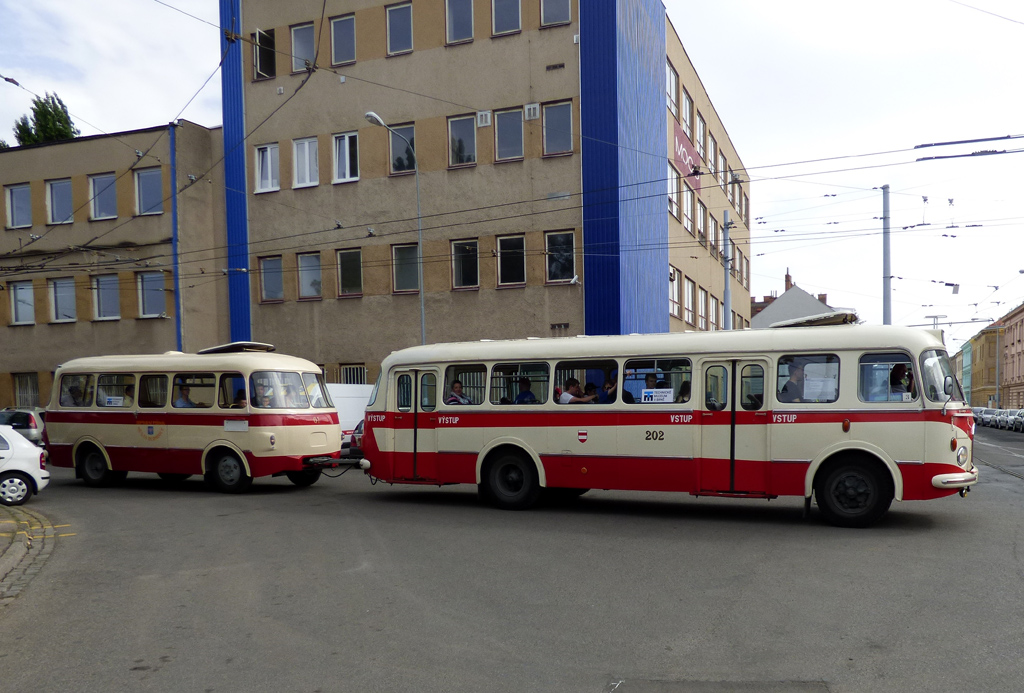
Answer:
(44, 410, 339, 427)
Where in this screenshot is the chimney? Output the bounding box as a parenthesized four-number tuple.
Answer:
(817, 293, 828, 305)
(784, 269, 793, 292)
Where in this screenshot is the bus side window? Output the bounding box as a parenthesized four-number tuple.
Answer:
(705, 365, 728, 411)
(219, 373, 246, 408)
(59, 374, 94, 407)
(420, 373, 436, 411)
(740, 364, 764, 411)
(396, 374, 412, 412)
(138, 375, 168, 408)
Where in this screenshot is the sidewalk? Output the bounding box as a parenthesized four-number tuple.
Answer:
(0, 504, 55, 608)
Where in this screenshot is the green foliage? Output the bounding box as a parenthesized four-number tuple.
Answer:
(0, 140, 8, 150)
(12, 92, 80, 146)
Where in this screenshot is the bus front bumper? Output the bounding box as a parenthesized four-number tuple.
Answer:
(931, 469, 979, 489)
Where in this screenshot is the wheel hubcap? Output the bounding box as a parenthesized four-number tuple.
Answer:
(830, 472, 873, 512)
(497, 464, 524, 495)
(218, 458, 241, 485)
(85, 455, 105, 479)
(0, 477, 28, 503)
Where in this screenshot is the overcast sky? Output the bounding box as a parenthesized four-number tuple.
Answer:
(2, 0, 1021, 351)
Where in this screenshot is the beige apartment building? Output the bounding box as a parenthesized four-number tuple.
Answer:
(999, 302, 1024, 408)
(967, 322, 1003, 408)
(226, 0, 752, 382)
(0, 121, 229, 407)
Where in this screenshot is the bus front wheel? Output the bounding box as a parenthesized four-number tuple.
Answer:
(79, 449, 127, 487)
(206, 453, 253, 494)
(482, 453, 540, 511)
(814, 458, 894, 528)
(285, 469, 322, 487)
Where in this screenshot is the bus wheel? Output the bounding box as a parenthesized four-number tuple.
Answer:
(285, 469, 322, 487)
(483, 453, 540, 510)
(79, 449, 125, 487)
(157, 473, 192, 483)
(206, 453, 253, 493)
(0, 472, 32, 506)
(814, 459, 894, 528)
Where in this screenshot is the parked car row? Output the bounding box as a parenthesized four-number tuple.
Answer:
(974, 407, 1024, 432)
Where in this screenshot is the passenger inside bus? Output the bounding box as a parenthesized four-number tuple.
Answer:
(778, 360, 805, 403)
(514, 377, 537, 404)
(445, 380, 473, 405)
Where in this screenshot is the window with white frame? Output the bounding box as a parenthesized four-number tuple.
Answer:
(709, 295, 718, 331)
(684, 277, 695, 325)
(297, 252, 322, 298)
(680, 88, 693, 140)
(543, 101, 572, 155)
(669, 266, 681, 319)
(698, 287, 708, 331)
(447, 0, 473, 43)
(493, 0, 520, 34)
(541, 0, 571, 26)
(47, 179, 73, 224)
(387, 3, 413, 55)
(718, 152, 727, 189)
(452, 239, 478, 288)
(49, 277, 76, 322)
(495, 108, 523, 160)
(255, 143, 280, 192)
(393, 244, 419, 292)
(697, 200, 707, 247)
(546, 231, 574, 283)
(389, 124, 416, 173)
(259, 256, 284, 301)
(291, 23, 315, 72)
(89, 174, 117, 220)
(707, 135, 717, 176)
(293, 137, 319, 188)
(331, 15, 356, 65)
(332, 132, 359, 183)
(667, 163, 680, 219)
(137, 272, 166, 317)
(253, 29, 276, 79)
(5, 184, 31, 228)
(682, 181, 694, 235)
(448, 115, 477, 166)
(497, 235, 526, 285)
(666, 60, 678, 118)
(10, 281, 34, 325)
(728, 169, 736, 205)
(708, 214, 719, 259)
(135, 168, 163, 215)
(695, 113, 706, 161)
(337, 249, 362, 295)
(92, 274, 120, 319)
(13, 373, 38, 408)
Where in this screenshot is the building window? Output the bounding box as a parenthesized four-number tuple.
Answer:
(541, 0, 571, 26)
(695, 113, 706, 161)
(718, 152, 727, 189)
(10, 281, 34, 325)
(13, 373, 39, 408)
(88, 174, 117, 220)
(47, 178, 73, 224)
(452, 239, 479, 289)
(697, 201, 707, 247)
(669, 266, 681, 319)
(709, 294, 718, 331)
(728, 169, 736, 204)
(5, 184, 31, 228)
(135, 168, 163, 215)
(49, 277, 76, 322)
(393, 244, 419, 292)
(667, 163, 680, 219)
(337, 249, 362, 296)
(332, 132, 359, 183)
(253, 29, 276, 79)
(293, 137, 319, 188)
(707, 135, 717, 176)
(137, 272, 166, 317)
(543, 101, 572, 155)
(666, 60, 678, 119)
(92, 274, 120, 319)
(297, 252, 322, 298)
(447, 0, 473, 43)
(494, 108, 524, 161)
(259, 256, 283, 301)
(684, 277, 695, 326)
(291, 23, 315, 72)
(389, 124, 416, 174)
(545, 231, 574, 283)
(448, 115, 477, 166)
(680, 88, 693, 140)
(255, 143, 280, 192)
(493, 0, 520, 34)
(682, 181, 694, 235)
(331, 15, 356, 65)
(497, 235, 526, 285)
(698, 287, 708, 331)
(387, 3, 413, 55)
(708, 214, 719, 259)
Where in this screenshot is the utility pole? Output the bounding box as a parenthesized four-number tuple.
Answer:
(723, 210, 732, 329)
(882, 184, 891, 325)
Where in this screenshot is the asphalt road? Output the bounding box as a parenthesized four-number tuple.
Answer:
(0, 430, 1022, 693)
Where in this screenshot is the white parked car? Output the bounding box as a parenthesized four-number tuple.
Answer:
(0, 424, 50, 506)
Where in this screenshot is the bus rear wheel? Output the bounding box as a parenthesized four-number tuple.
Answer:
(285, 469, 322, 487)
(79, 449, 127, 487)
(814, 458, 893, 528)
(205, 452, 252, 494)
(482, 453, 540, 510)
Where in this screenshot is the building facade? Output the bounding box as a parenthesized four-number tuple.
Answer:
(999, 301, 1024, 409)
(223, 0, 752, 382)
(0, 121, 229, 407)
(967, 323, 1003, 408)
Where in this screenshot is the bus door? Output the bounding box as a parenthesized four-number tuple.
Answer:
(392, 370, 439, 481)
(699, 359, 770, 494)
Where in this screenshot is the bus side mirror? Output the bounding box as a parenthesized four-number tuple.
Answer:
(943, 375, 954, 396)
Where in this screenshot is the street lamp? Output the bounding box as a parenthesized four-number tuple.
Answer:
(365, 111, 425, 345)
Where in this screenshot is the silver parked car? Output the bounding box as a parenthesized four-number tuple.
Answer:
(980, 408, 997, 427)
(1013, 409, 1024, 433)
(0, 407, 46, 446)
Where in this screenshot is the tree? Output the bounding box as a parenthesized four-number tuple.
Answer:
(0, 140, 8, 150)
(13, 92, 80, 146)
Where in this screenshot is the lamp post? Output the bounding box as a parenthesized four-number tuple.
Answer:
(365, 111, 425, 345)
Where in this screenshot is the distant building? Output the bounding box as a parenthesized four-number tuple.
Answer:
(967, 322, 1004, 408)
(750, 270, 835, 329)
(0, 121, 228, 407)
(999, 301, 1024, 408)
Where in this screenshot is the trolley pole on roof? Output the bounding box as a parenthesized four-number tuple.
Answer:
(882, 184, 891, 325)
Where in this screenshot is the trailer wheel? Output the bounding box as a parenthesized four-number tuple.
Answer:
(79, 449, 126, 487)
(205, 452, 252, 493)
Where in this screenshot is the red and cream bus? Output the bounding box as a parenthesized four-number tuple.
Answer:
(45, 343, 342, 492)
(358, 323, 977, 527)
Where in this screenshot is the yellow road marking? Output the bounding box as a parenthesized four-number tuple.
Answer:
(57, 533, 77, 537)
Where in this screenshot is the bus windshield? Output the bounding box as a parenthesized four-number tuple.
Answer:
(250, 371, 334, 409)
(919, 349, 964, 402)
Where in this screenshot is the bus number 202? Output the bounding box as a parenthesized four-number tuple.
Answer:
(645, 430, 665, 441)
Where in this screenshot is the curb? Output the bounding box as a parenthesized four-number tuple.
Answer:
(0, 505, 56, 608)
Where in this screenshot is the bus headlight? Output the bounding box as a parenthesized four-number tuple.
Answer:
(956, 446, 969, 467)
